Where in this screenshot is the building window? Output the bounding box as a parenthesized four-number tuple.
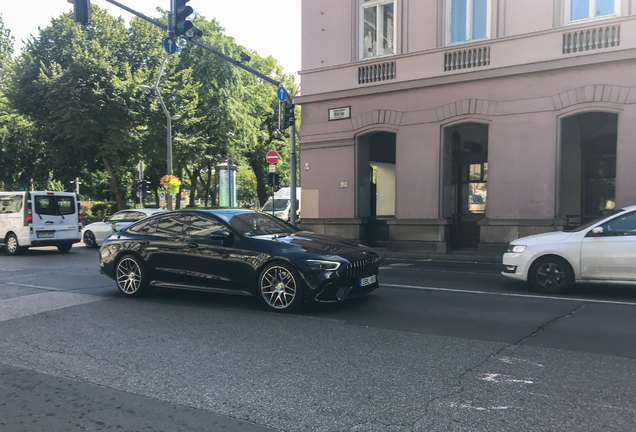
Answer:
(566, 0, 619, 23)
(447, 0, 490, 44)
(361, 0, 395, 60)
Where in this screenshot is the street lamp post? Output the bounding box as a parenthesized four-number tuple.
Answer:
(140, 54, 181, 210)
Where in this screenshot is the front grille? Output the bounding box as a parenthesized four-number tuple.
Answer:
(339, 257, 380, 279)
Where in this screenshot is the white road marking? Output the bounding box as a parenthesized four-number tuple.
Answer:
(499, 357, 544, 367)
(0, 291, 106, 323)
(4, 282, 62, 291)
(380, 283, 636, 306)
(449, 402, 510, 411)
(480, 373, 534, 384)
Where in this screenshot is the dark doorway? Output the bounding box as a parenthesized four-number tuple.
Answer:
(358, 132, 396, 246)
(442, 123, 489, 249)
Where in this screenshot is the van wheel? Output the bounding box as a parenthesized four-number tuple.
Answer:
(5, 234, 26, 255)
(57, 244, 73, 253)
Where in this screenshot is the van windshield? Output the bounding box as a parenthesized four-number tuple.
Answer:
(35, 196, 76, 216)
(262, 199, 290, 212)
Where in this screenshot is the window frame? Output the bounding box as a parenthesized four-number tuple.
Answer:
(564, 0, 620, 25)
(446, 0, 492, 46)
(359, 0, 397, 61)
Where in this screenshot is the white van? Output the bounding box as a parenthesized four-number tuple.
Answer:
(262, 187, 301, 222)
(0, 191, 82, 255)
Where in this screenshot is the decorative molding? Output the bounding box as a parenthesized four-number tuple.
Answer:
(563, 24, 620, 54)
(551, 84, 631, 110)
(435, 99, 497, 121)
(350, 109, 403, 130)
(358, 61, 397, 84)
(444, 46, 491, 72)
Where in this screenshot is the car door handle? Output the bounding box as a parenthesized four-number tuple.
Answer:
(138, 240, 150, 245)
(187, 242, 199, 249)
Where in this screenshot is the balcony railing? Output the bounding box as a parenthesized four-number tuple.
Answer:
(358, 61, 397, 84)
(563, 24, 620, 54)
(444, 46, 491, 72)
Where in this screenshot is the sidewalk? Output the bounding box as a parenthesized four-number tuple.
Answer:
(373, 247, 503, 264)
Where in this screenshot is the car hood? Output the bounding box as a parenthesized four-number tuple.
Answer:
(512, 231, 574, 245)
(256, 231, 376, 259)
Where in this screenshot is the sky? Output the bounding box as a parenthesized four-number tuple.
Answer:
(1, 0, 302, 76)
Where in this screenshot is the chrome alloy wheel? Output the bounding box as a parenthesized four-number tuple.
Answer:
(260, 266, 297, 309)
(6, 235, 18, 254)
(535, 262, 566, 290)
(116, 257, 143, 295)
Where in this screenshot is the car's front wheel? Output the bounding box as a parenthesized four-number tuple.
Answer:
(116, 254, 149, 297)
(83, 230, 97, 248)
(529, 256, 573, 294)
(258, 262, 303, 312)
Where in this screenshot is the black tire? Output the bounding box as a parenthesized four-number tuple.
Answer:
(529, 256, 574, 294)
(83, 231, 97, 248)
(57, 244, 73, 253)
(5, 233, 26, 255)
(258, 261, 304, 312)
(115, 254, 150, 297)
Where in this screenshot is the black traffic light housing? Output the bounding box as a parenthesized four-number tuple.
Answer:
(282, 102, 295, 129)
(141, 180, 152, 197)
(174, 0, 203, 37)
(71, 0, 91, 26)
(267, 172, 281, 192)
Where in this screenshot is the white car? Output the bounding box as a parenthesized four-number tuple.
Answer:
(83, 208, 164, 248)
(502, 205, 636, 293)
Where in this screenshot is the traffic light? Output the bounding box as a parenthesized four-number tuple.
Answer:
(70, 0, 91, 26)
(141, 180, 152, 197)
(267, 172, 281, 192)
(174, 0, 203, 37)
(133, 180, 141, 194)
(282, 102, 295, 129)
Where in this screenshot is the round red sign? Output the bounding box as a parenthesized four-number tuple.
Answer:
(266, 150, 279, 164)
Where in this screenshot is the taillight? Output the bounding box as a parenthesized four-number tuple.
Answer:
(26, 203, 32, 225)
(78, 203, 81, 223)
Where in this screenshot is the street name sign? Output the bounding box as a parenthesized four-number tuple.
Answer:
(329, 106, 351, 121)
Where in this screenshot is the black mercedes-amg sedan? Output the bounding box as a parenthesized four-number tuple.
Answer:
(99, 209, 380, 312)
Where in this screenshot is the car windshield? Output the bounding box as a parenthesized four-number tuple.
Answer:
(569, 210, 623, 232)
(220, 212, 297, 237)
(262, 199, 290, 212)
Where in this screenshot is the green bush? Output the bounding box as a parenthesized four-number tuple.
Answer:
(82, 201, 130, 225)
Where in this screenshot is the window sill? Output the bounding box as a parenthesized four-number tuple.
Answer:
(566, 14, 618, 26)
(445, 37, 490, 48)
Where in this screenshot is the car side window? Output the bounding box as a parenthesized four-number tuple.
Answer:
(128, 218, 157, 234)
(108, 212, 128, 222)
(600, 211, 636, 236)
(133, 212, 148, 220)
(187, 213, 225, 237)
(0, 195, 23, 214)
(155, 214, 186, 236)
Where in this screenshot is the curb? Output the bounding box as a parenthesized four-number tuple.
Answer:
(375, 249, 502, 264)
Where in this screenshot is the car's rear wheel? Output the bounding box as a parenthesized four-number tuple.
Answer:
(5, 234, 26, 255)
(57, 244, 73, 253)
(258, 262, 303, 312)
(529, 256, 573, 294)
(83, 231, 97, 248)
(116, 255, 149, 297)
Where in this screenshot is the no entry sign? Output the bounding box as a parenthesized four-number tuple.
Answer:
(266, 150, 279, 164)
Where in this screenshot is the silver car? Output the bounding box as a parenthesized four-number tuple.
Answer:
(82, 208, 164, 248)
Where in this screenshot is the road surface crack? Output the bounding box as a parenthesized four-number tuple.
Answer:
(416, 304, 585, 429)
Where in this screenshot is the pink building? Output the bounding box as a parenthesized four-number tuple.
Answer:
(296, 0, 636, 254)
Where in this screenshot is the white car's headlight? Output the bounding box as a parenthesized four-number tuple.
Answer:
(304, 260, 341, 271)
(507, 244, 527, 253)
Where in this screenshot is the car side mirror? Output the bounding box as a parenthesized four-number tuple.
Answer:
(209, 229, 231, 241)
(103, 217, 109, 222)
(591, 226, 604, 236)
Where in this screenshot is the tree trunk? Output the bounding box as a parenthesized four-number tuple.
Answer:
(186, 166, 199, 208)
(250, 159, 268, 207)
(102, 156, 127, 210)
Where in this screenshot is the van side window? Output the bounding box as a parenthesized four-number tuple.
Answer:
(0, 195, 23, 214)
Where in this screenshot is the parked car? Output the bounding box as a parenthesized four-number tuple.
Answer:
(0, 191, 82, 255)
(502, 205, 636, 293)
(83, 208, 164, 248)
(99, 209, 380, 312)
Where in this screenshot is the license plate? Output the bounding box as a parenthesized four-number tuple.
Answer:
(37, 232, 54, 239)
(359, 275, 377, 287)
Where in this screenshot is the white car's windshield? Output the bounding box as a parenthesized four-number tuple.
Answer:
(262, 199, 290, 212)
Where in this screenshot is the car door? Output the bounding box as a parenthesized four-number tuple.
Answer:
(144, 213, 187, 283)
(31, 194, 63, 241)
(180, 212, 247, 290)
(580, 211, 636, 280)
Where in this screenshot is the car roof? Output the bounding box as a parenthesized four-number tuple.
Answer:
(118, 208, 165, 215)
(162, 209, 255, 216)
(622, 205, 636, 212)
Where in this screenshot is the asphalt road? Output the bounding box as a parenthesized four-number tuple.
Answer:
(1, 245, 636, 431)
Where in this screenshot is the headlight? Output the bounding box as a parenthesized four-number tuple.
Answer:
(507, 244, 527, 253)
(304, 260, 341, 271)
